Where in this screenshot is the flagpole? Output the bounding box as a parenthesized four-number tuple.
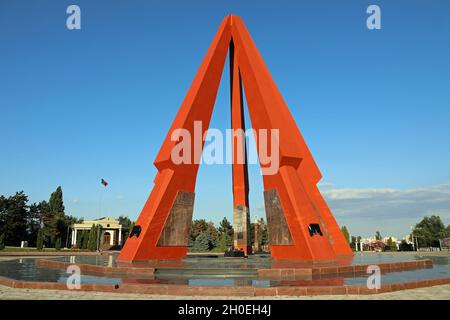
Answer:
(97, 178, 108, 252)
(97, 180, 103, 252)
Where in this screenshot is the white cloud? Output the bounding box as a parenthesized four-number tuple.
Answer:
(321, 183, 450, 238)
(323, 188, 396, 200)
(318, 181, 334, 188)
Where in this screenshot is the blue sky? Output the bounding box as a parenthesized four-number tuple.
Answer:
(0, 0, 449, 239)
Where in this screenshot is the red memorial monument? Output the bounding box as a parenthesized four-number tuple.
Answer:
(118, 15, 352, 263)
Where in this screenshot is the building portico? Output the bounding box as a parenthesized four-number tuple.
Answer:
(71, 217, 123, 249)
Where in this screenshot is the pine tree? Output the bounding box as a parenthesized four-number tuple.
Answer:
(206, 221, 219, 248)
(0, 233, 5, 250)
(95, 225, 100, 250)
(48, 186, 66, 244)
(0, 192, 29, 246)
(375, 231, 382, 241)
(36, 229, 44, 250)
(218, 217, 234, 238)
(350, 236, 357, 250)
(190, 219, 208, 242)
(27, 203, 42, 247)
(217, 233, 229, 251)
(76, 230, 82, 249)
(192, 232, 213, 252)
(341, 226, 350, 243)
(55, 237, 62, 251)
(259, 218, 269, 245)
(217, 217, 234, 247)
(39, 200, 55, 246)
(49, 187, 65, 216)
(81, 230, 89, 249)
(87, 224, 97, 251)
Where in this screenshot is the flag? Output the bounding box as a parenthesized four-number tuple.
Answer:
(101, 178, 108, 187)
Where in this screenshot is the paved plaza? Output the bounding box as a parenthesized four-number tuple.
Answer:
(1, 283, 449, 300)
(1, 252, 449, 299)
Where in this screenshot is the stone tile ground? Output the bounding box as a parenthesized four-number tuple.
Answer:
(1, 283, 449, 300)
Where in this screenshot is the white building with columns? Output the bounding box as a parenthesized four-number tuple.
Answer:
(71, 217, 123, 249)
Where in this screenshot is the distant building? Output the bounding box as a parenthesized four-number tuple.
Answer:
(71, 217, 124, 250)
(403, 234, 414, 244)
(356, 236, 399, 252)
(366, 240, 386, 252)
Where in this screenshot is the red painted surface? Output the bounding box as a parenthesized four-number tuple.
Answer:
(230, 42, 250, 255)
(118, 15, 352, 262)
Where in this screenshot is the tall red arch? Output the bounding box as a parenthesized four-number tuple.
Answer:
(118, 15, 352, 262)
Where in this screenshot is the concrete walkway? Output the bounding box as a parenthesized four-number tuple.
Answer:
(1, 283, 449, 300)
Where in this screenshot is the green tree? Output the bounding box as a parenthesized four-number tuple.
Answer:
(75, 230, 82, 249)
(216, 233, 229, 251)
(26, 203, 42, 247)
(0, 192, 29, 246)
(350, 236, 357, 250)
(49, 186, 65, 216)
(217, 217, 234, 248)
(87, 224, 98, 251)
(386, 237, 397, 251)
(0, 196, 6, 238)
(0, 233, 5, 250)
(375, 231, 382, 241)
(249, 222, 255, 246)
(49, 186, 66, 244)
(36, 229, 44, 250)
(190, 219, 208, 241)
(191, 232, 213, 252)
(413, 215, 446, 247)
(446, 225, 450, 238)
(37, 187, 70, 247)
(55, 237, 62, 251)
(260, 218, 269, 245)
(218, 217, 234, 238)
(399, 240, 413, 251)
(206, 221, 219, 248)
(341, 226, 350, 243)
(81, 230, 89, 249)
(118, 216, 132, 231)
(39, 200, 55, 246)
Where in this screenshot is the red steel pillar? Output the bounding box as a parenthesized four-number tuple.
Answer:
(118, 16, 232, 262)
(230, 15, 352, 260)
(230, 41, 250, 256)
